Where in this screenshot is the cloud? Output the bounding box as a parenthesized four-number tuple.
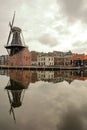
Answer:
(0, 0, 87, 54)
(38, 33, 58, 47)
(73, 41, 87, 48)
(72, 41, 87, 53)
(57, 0, 87, 22)
(72, 46, 87, 54)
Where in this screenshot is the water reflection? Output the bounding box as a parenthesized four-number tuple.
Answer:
(3, 69, 87, 123)
(1, 69, 87, 83)
(0, 69, 87, 129)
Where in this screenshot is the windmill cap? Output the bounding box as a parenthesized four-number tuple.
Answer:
(12, 26, 22, 32)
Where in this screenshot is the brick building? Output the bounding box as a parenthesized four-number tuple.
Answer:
(8, 48, 31, 66)
(31, 51, 38, 65)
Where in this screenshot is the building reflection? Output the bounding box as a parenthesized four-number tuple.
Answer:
(36, 70, 73, 84)
(2, 69, 87, 87)
(70, 70, 87, 80)
(36, 70, 87, 83)
(37, 71, 54, 81)
(54, 71, 73, 84)
(0, 69, 9, 76)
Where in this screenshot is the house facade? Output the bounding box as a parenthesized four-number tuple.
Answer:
(37, 55, 54, 66)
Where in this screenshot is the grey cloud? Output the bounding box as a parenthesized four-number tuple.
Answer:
(39, 34, 58, 47)
(72, 41, 87, 47)
(72, 41, 87, 53)
(57, 0, 87, 22)
(72, 47, 87, 54)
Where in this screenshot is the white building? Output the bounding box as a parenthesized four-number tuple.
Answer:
(37, 55, 54, 66)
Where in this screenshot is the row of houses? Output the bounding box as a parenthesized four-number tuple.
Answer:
(31, 51, 87, 67)
(1, 51, 87, 67)
(31, 50, 74, 66)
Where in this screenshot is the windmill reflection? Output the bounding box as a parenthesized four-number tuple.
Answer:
(5, 70, 32, 122)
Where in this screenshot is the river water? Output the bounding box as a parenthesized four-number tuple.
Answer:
(0, 69, 87, 130)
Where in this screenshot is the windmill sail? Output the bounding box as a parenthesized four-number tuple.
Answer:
(7, 12, 15, 45)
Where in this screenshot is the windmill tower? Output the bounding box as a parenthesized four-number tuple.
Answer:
(5, 12, 31, 66)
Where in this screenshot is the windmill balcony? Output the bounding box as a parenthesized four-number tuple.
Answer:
(4, 44, 28, 49)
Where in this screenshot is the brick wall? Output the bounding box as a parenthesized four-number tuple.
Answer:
(8, 48, 31, 66)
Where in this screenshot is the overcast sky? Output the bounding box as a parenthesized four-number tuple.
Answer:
(0, 0, 87, 55)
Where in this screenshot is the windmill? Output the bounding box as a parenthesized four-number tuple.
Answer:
(5, 12, 26, 56)
(5, 12, 31, 67)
